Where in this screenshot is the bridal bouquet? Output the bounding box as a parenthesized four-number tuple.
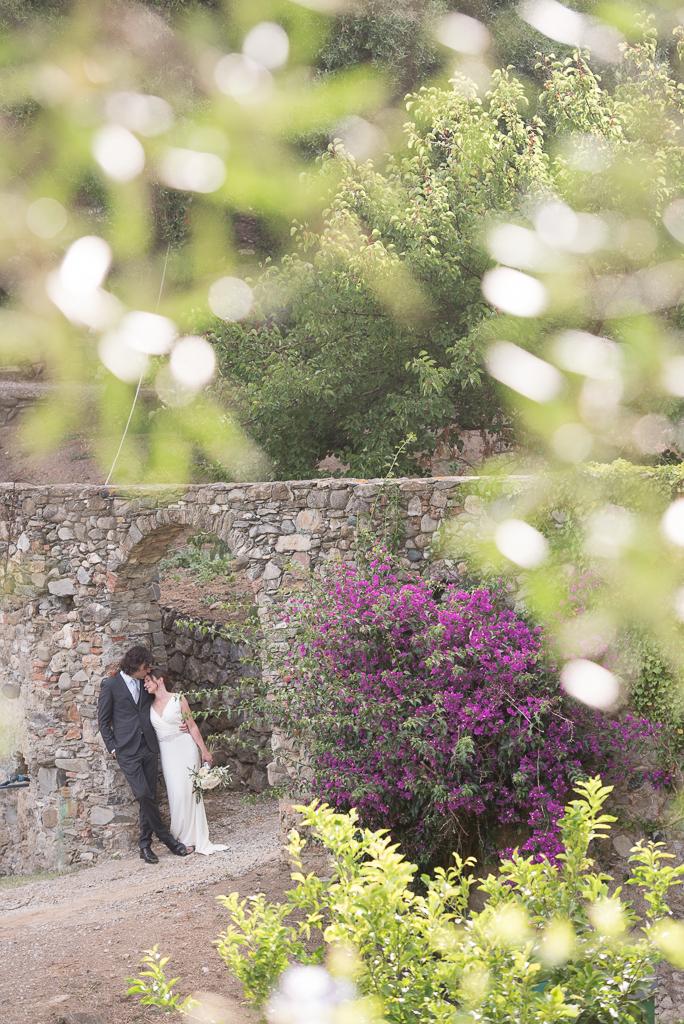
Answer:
(189, 763, 232, 804)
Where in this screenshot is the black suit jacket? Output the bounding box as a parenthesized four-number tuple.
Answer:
(97, 672, 159, 763)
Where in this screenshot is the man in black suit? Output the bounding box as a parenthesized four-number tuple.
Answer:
(97, 644, 188, 864)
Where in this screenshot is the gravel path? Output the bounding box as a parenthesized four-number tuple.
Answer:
(0, 794, 287, 1024)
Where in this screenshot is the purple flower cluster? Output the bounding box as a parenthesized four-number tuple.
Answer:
(281, 561, 656, 866)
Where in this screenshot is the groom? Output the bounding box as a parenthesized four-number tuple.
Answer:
(97, 644, 188, 864)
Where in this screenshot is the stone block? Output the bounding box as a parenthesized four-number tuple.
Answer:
(275, 534, 311, 552)
(54, 758, 88, 772)
(90, 806, 115, 826)
(463, 495, 483, 514)
(42, 807, 58, 828)
(407, 496, 423, 516)
(329, 490, 350, 510)
(295, 508, 322, 532)
(306, 490, 329, 508)
(38, 767, 58, 794)
(48, 579, 76, 597)
(420, 514, 439, 533)
(168, 652, 186, 674)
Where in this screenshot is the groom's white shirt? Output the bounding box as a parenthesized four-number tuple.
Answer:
(120, 670, 140, 704)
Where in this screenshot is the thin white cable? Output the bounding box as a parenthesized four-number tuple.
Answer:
(104, 242, 172, 486)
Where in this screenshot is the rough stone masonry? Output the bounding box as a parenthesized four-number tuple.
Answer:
(0, 477, 471, 873)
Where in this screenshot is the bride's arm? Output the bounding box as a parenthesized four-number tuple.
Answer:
(179, 696, 213, 765)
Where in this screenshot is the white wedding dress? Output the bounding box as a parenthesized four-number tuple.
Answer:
(150, 694, 228, 856)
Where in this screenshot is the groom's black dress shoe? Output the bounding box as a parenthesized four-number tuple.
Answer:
(140, 847, 159, 864)
(166, 841, 189, 857)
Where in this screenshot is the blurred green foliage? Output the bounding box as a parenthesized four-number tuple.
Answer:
(0, 0, 387, 482)
(213, 25, 684, 478)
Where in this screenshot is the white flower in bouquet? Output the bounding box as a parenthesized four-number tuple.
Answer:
(189, 763, 232, 803)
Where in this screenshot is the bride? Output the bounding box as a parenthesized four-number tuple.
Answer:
(144, 670, 228, 856)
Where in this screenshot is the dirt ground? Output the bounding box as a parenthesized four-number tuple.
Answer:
(0, 795, 292, 1024)
(158, 567, 257, 626)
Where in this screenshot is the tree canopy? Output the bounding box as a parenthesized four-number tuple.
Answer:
(212, 25, 684, 478)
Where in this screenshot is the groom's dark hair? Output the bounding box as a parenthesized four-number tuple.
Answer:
(120, 645, 153, 675)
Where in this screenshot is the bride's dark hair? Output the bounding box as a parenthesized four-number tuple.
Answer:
(149, 667, 173, 691)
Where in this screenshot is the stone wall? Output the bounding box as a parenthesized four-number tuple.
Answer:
(161, 607, 269, 792)
(0, 476, 472, 872)
(0, 785, 32, 875)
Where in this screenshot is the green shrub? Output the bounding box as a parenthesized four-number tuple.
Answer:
(158, 532, 234, 583)
(129, 778, 684, 1022)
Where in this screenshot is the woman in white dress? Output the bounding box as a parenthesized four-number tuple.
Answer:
(144, 670, 228, 856)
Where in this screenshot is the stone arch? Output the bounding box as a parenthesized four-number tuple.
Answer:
(101, 506, 274, 802)
(104, 505, 258, 670)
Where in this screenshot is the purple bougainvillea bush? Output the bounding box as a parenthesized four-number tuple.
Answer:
(277, 559, 656, 866)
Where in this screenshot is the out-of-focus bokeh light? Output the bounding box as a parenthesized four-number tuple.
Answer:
(243, 22, 290, 70)
(520, 0, 585, 46)
(558, 610, 615, 659)
(495, 519, 549, 568)
(185, 990, 238, 1024)
(651, 919, 684, 969)
(521, 0, 622, 61)
(169, 335, 217, 389)
(584, 505, 635, 559)
(214, 53, 273, 103)
(486, 223, 553, 272)
(552, 330, 621, 381)
(266, 964, 357, 1024)
(112, 311, 177, 355)
(673, 586, 684, 622)
(539, 919, 576, 967)
(481, 267, 548, 317)
(661, 355, 684, 398)
(32, 63, 74, 105)
(334, 116, 386, 161)
(435, 13, 491, 56)
(632, 414, 674, 455)
(486, 341, 562, 402)
(60, 236, 112, 293)
(560, 658, 620, 710)
(47, 236, 120, 330)
(563, 133, 613, 174)
(484, 904, 530, 946)
(159, 148, 226, 193)
(579, 376, 623, 424)
(588, 897, 627, 937)
(92, 123, 146, 182)
(661, 498, 684, 546)
(25, 197, 68, 239)
(551, 422, 594, 462)
(105, 91, 174, 136)
(99, 332, 148, 383)
(663, 198, 684, 244)
(533, 201, 606, 253)
(209, 277, 253, 322)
